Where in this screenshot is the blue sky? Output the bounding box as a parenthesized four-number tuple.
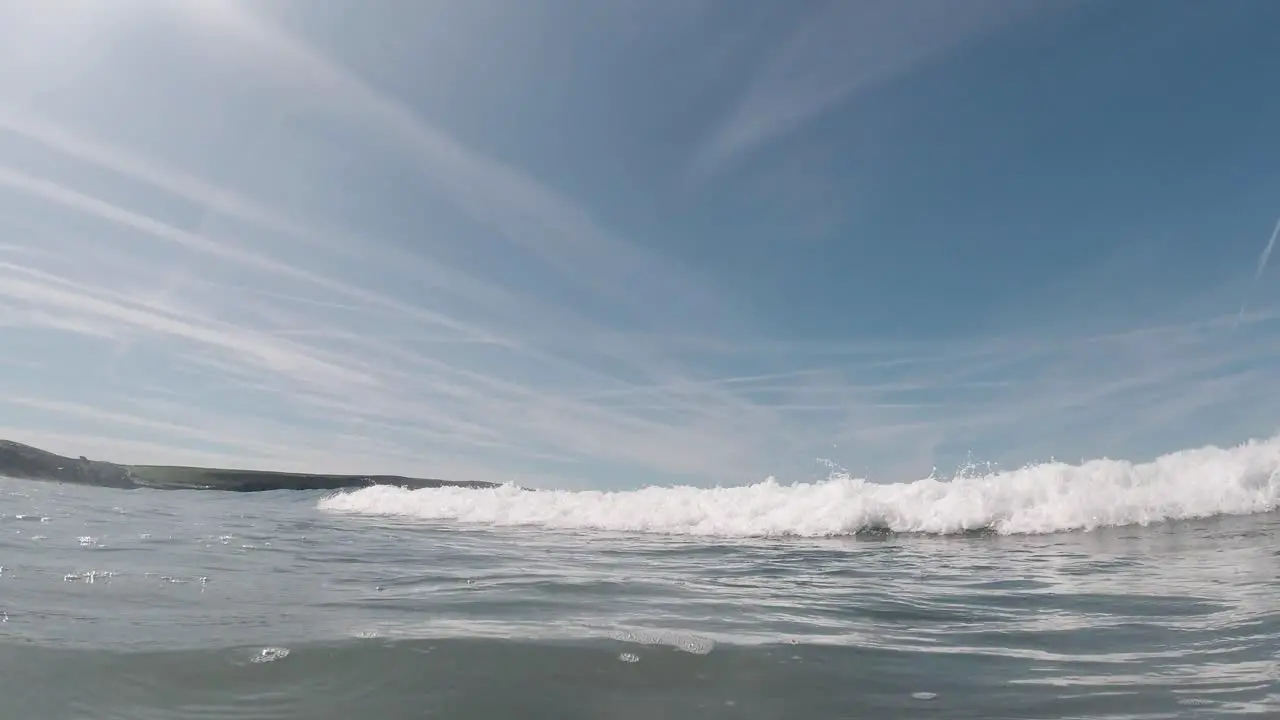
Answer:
(1, 0, 1279, 489)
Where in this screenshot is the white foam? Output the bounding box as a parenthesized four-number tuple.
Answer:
(609, 628, 717, 655)
(250, 647, 290, 663)
(318, 436, 1280, 537)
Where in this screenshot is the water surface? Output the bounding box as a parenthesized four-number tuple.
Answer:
(1, 475, 1277, 719)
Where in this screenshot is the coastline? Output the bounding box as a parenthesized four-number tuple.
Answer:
(0, 439, 500, 492)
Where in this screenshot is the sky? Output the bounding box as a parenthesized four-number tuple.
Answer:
(1, 0, 1279, 490)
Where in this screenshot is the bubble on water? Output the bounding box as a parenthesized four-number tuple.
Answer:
(251, 647, 290, 664)
(618, 652, 640, 663)
(78, 536, 99, 548)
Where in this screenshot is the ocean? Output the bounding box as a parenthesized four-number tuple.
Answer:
(1, 438, 1277, 719)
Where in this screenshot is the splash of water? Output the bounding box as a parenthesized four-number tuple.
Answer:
(319, 436, 1280, 537)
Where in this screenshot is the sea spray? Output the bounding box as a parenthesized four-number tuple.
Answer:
(319, 436, 1280, 537)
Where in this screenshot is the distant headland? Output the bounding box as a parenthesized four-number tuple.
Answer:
(0, 439, 501, 492)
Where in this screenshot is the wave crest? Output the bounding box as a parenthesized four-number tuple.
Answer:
(317, 437, 1280, 536)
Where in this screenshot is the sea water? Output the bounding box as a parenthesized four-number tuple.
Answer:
(1, 437, 1278, 719)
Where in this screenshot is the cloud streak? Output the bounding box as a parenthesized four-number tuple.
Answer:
(5, 215, 1275, 489)
(174, 0, 738, 336)
(1237, 217, 1280, 326)
(688, 0, 1046, 180)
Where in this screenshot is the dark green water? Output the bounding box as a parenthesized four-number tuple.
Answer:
(1, 476, 1277, 719)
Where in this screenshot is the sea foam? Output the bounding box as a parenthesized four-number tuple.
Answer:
(317, 436, 1280, 536)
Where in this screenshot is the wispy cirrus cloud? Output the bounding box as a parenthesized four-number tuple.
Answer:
(3, 223, 1278, 487)
(687, 0, 1052, 181)
(1236, 217, 1280, 326)
(174, 0, 740, 337)
(0, 0, 1276, 490)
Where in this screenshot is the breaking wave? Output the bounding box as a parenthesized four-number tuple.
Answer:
(318, 436, 1280, 537)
